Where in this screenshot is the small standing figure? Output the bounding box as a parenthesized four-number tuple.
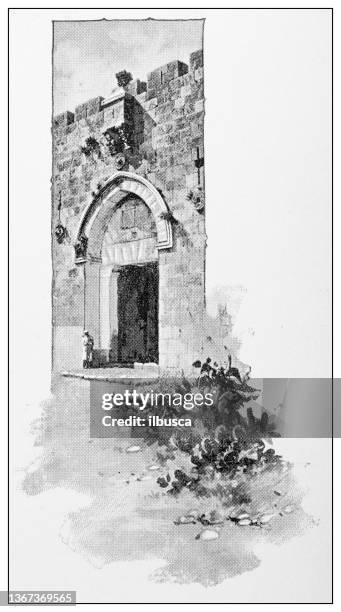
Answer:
(82, 330, 94, 369)
(198, 357, 216, 389)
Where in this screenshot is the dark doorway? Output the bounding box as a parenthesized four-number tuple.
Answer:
(117, 263, 158, 364)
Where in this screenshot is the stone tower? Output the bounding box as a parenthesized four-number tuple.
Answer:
(52, 49, 205, 372)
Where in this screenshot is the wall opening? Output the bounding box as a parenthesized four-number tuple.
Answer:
(116, 263, 158, 364)
(73, 172, 174, 369)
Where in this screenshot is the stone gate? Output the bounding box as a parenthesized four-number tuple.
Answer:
(52, 50, 205, 372)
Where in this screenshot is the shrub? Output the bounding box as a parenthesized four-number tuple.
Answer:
(115, 70, 133, 88)
(137, 357, 281, 501)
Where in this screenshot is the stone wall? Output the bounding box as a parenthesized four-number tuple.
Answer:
(52, 49, 205, 372)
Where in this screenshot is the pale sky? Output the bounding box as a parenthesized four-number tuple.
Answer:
(53, 19, 203, 115)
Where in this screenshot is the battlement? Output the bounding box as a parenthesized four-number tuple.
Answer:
(53, 49, 203, 128)
(146, 59, 188, 99)
(125, 78, 147, 97)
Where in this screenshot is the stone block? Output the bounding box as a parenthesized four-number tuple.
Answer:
(136, 92, 147, 107)
(183, 101, 195, 115)
(186, 173, 198, 189)
(190, 49, 203, 72)
(146, 87, 156, 100)
(86, 96, 104, 116)
(147, 60, 188, 98)
(194, 67, 203, 82)
(181, 85, 191, 99)
(126, 79, 147, 96)
(167, 76, 184, 92)
(174, 97, 184, 109)
(191, 144, 204, 159)
(103, 106, 115, 124)
(191, 121, 202, 138)
(147, 97, 158, 110)
(74, 102, 88, 122)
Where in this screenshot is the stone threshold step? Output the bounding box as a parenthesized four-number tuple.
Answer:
(61, 368, 160, 382)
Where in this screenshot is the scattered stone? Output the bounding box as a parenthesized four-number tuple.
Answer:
(148, 465, 160, 471)
(228, 511, 251, 524)
(228, 515, 238, 523)
(187, 509, 200, 519)
(210, 510, 224, 524)
(174, 515, 197, 525)
(126, 445, 141, 453)
(199, 512, 224, 526)
(196, 529, 219, 541)
(259, 513, 274, 524)
(283, 505, 294, 514)
(238, 518, 251, 526)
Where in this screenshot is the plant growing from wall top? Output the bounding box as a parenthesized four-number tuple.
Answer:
(115, 70, 133, 88)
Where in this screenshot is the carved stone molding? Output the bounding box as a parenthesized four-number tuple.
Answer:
(75, 171, 173, 263)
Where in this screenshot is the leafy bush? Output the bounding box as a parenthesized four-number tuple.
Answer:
(137, 357, 281, 501)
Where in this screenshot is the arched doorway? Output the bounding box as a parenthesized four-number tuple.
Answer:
(74, 172, 172, 366)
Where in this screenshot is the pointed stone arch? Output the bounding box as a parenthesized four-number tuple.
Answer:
(74, 171, 174, 366)
(74, 171, 172, 264)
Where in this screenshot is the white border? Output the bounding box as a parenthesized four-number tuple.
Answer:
(3, 4, 338, 609)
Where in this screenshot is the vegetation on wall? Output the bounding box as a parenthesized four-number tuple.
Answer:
(80, 136, 101, 159)
(104, 125, 132, 155)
